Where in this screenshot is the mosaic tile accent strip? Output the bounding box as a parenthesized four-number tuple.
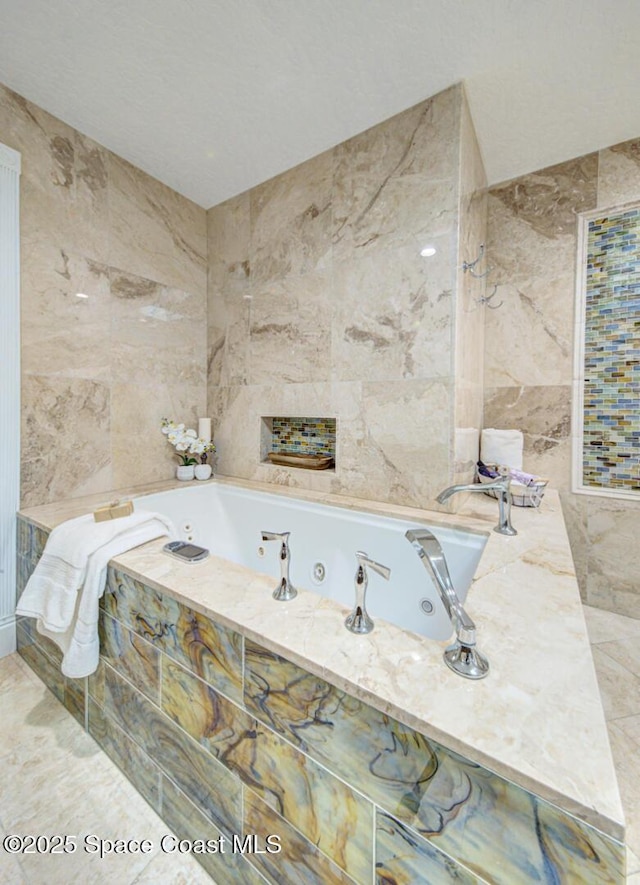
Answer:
(270, 416, 336, 456)
(583, 206, 640, 490)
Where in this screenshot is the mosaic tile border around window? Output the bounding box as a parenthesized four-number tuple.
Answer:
(582, 204, 640, 492)
(15, 516, 626, 884)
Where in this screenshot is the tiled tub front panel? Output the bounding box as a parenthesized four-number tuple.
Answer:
(15, 517, 626, 884)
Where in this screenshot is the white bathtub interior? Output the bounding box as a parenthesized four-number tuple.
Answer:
(137, 484, 488, 642)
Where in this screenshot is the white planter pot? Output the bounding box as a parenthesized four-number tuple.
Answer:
(176, 465, 195, 481)
(195, 464, 213, 481)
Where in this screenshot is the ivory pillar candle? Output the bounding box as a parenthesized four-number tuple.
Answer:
(198, 418, 212, 442)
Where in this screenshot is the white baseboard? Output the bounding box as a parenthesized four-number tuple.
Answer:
(0, 617, 17, 657)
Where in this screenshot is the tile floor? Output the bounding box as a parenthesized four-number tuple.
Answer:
(1, 605, 638, 884)
(0, 652, 215, 884)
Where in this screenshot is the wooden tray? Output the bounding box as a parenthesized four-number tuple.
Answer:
(267, 452, 334, 470)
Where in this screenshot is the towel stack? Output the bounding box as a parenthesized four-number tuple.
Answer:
(480, 428, 524, 470)
(16, 510, 174, 678)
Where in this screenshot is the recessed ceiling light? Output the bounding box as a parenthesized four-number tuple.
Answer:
(75, 292, 89, 299)
(420, 246, 437, 258)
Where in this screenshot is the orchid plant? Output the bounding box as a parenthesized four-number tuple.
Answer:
(161, 419, 216, 465)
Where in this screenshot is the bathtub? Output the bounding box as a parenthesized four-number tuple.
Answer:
(16, 477, 626, 882)
(138, 481, 488, 642)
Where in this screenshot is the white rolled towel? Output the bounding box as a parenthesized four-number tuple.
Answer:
(481, 428, 524, 470)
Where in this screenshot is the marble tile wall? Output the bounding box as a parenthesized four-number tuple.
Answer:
(453, 95, 487, 484)
(0, 82, 207, 507)
(207, 84, 485, 508)
(14, 535, 627, 884)
(484, 138, 640, 618)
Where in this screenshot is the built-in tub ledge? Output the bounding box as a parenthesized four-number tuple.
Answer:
(18, 474, 626, 882)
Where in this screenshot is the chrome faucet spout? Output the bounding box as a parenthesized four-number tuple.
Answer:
(437, 477, 517, 536)
(261, 530, 297, 601)
(405, 528, 489, 679)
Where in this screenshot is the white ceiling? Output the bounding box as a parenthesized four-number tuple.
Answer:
(1, 0, 639, 209)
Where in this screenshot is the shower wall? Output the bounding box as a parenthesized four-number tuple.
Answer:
(0, 83, 207, 507)
(206, 84, 486, 508)
(484, 139, 640, 618)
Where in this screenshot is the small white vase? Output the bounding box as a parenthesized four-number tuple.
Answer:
(176, 465, 195, 481)
(195, 464, 213, 481)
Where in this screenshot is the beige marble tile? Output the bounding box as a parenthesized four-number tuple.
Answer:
(560, 491, 589, 595)
(456, 88, 487, 396)
(110, 268, 206, 386)
(248, 270, 332, 385)
(586, 498, 640, 620)
(107, 152, 207, 296)
(354, 379, 453, 507)
(483, 384, 572, 488)
(0, 655, 212, 885)
(592, 647, 640, 721)
(0, 85, 110, 265)
(21, 375, 112, 507)
(207, 289, 251, 388)
(0, 824, 28, 884)
(250, 149, 333, 285)
(207, 191, 251, 297)
(21, 245, 111, 382)
(583, 605, 640, 646)
(614, 715, 640, 748)
(485, 154, 597, 389)
(484, 273, 576, 389)
(627, 847, 640, 876)
(111, 383, 204, 487)
(331, 236, 454, 383)
(608, 722, 640, 861)
(131, 853, 215, 884)
(598, 641, 640, 687)
(332, 87, 460, 263)
(207, 192, 252, 390)
(598, 139, 640, 208)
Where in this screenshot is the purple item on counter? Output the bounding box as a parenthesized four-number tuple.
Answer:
(477, 460, 500, 479)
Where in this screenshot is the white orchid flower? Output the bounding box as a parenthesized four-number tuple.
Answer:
(185, 429, 197, 439)
(175, 441, 190, 452)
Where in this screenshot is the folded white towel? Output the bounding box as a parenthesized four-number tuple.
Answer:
(480, 428, 524, 471)
(16, 510, 175, 678)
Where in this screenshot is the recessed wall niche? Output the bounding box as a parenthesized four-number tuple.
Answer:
(260, 417, 336, 470)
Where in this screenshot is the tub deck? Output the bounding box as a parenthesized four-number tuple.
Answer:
(19, 474, 624, 845)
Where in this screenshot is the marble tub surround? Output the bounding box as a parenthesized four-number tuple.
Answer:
(0, 82, 207, 507)
(484, 138, 640, 618)
(207, 83, 485, 509)
(17, 476, 625, 853)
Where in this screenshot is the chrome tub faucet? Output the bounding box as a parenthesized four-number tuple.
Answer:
(261, 531, 297, 601)
(436, 476, 517, 536)
(344, 551, 390, 634)
(405, 528, 489, 679)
